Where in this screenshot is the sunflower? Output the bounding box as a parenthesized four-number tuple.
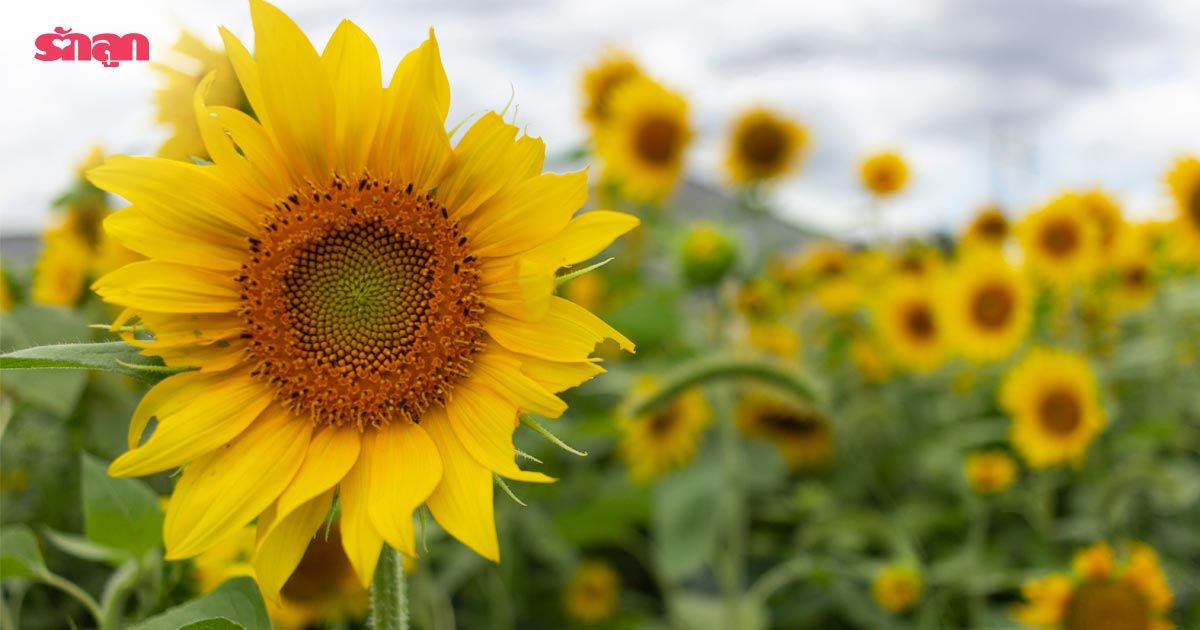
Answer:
(194, 523, 369, 629)
(1018, 194, 1100, 286)
(0, 263, 14, 312)
(90, 0, 636, 596)
(800, 242, 860, 315)
(873, 277, 947, 373)
(619, 381, 710, 483)
(746, 320, 800, 358)
(680, 223, 738, 287)
(860, 151, 909, 197)
(872, 565, 923, 614)
(580, 51, 642, 130)
(563, 560, 621, 625)
(891, 244, 944, 279)
(1000, 348, 1105, 468)
(737, 277, 783, 321)
(32, 229, 90, 307)
(596, 76, 692, 203)
(1108, 235, 1156, 313)
(1164, 156, 1200, 252)
(1078, 190, 1125, 256)
(724, 108, 807, 185)
(944, 251, 1033, 363)
(961, 205, 1010, 250)
(964, 449, 1017, 495)
(1014, 542, 1174, 630)
(736, 389, 833, 471)
(153, 31, 248, 162)
(851, 336, 892, 383)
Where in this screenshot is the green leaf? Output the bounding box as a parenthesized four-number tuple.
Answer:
(128, 577, 269, 630)
(1, 525, 48, 580)
(653, 460, 722, 580)
(81, 453, 163, 557)
(41, 528, 131, 566)
(0, 306, 90, 416)
(0, 341, 195, 384)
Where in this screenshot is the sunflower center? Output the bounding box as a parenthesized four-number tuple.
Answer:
(1040, 219, 1080, 257)
(1038, 388, 1082, 436)
(1063, 579, 1150, 630)
(903, 303, 936, 341)
(738, 121, 787, 168)
(1124, 266, 1149, 290)
(238, 177, 486, 428)
(635, 114, 684, 166)
(646, 408, 678, 437)
(970, 283, 1015, 330)
(760, 411, 821, 438)
(977, 213, 1008, 239)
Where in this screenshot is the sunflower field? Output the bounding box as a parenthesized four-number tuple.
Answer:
(2, 2, 1199, 630)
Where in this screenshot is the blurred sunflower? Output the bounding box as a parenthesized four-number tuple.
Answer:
(737, 277, 783, 321)
(32, 230, 90, 307)
(860, 151, 909, 197)
(874, 278, 946, 373)
(961, 205, 1010, 250)
(736, 389, 833, 471)
(680, 223, 738, 287)
(560, 270, 606, 313)
(1164, 155, 1200, 253)
(596, 76, 692, 203)
(0, 263, 14, 312)
(1014, 541, 1173, 630)
(195, 523, 368, 628)
(580, 51, 642, 130)
(1018, 194, 1099, 285)
(1078, 190, 1125, 256)
(746, 320, 800, 358)
(1109, 236, 1156, 313)
(724, 108, 807, 185)
(619, 381, 711, 483)
(563, 560, 621, 625)
(891, 244, 944, 280)
(964, 449, 1017, 495)
(872, 565, 923, 614)
(800, 243, 860, 315)
(851, 336, 892, 384)
(944, 252, 1033, 363)
(90, 0, 636, 595)
(1001, 348, 1105, 468)
(153, 31, 248, 162)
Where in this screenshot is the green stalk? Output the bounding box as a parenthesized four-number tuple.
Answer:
(626, 354, 820, 418)
(370, 545, 409, 630)
(41, 572, 104, 629)
(715, 384, 744, 630)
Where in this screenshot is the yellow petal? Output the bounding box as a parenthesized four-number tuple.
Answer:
(218, 26, 267, 131)
(110, 368, 272, 476)
(517, 355, 605, 395)
(525, 210, 641, 270)
(321, 19, 382, 175)
(105, 208, 245, 272)
(192, 73, 274, 208)
(142, 338, 246, 372)
(276, 427, 361, 520)
(123, 311, 244, 349)
(366, 422, 442, 556)
(92, 261, 241, 313)
(208, 104, 296, 196)
(249, 0, 336, 181)
(164, 404, 312, 558)
(485, 296, 634, 361)
(471, 351, 566, 418)
(338, 453, 384, 588)
(372, 32, 452, 191)
(423, 409, 499, 561)
(445, 385, 553, 483)
(479, 257, 553, 321)
(439, 112, 518, 219)
(195, 72, 291, 202)
(253, 488, 334, 601)
(467, 170, 588, 258)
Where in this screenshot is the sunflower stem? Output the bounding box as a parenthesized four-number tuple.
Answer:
(370, 544, 409, 630)
(626, 354, 821, 418)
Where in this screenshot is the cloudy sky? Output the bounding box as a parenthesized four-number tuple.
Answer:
(3, 0, 1198, 239)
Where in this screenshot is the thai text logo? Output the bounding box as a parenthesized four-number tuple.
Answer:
(34, 27, 149, 67)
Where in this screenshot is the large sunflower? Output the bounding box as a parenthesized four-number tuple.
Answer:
(873, 277, 947, 373)
(596, 76, 692, 203)
(1000, 348, 1104, 468)
(153, 31, 248, 162)
(90, 0, 637, 596)
(723, 107, 807, 185)
(1164, 156, 1200, 253)
(1018, 194, 1099, 286)
(944, 251, 1033, 363)
(1014, 542, 1173, 630)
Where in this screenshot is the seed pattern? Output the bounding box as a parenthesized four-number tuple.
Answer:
(238, 175, 486, 428)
